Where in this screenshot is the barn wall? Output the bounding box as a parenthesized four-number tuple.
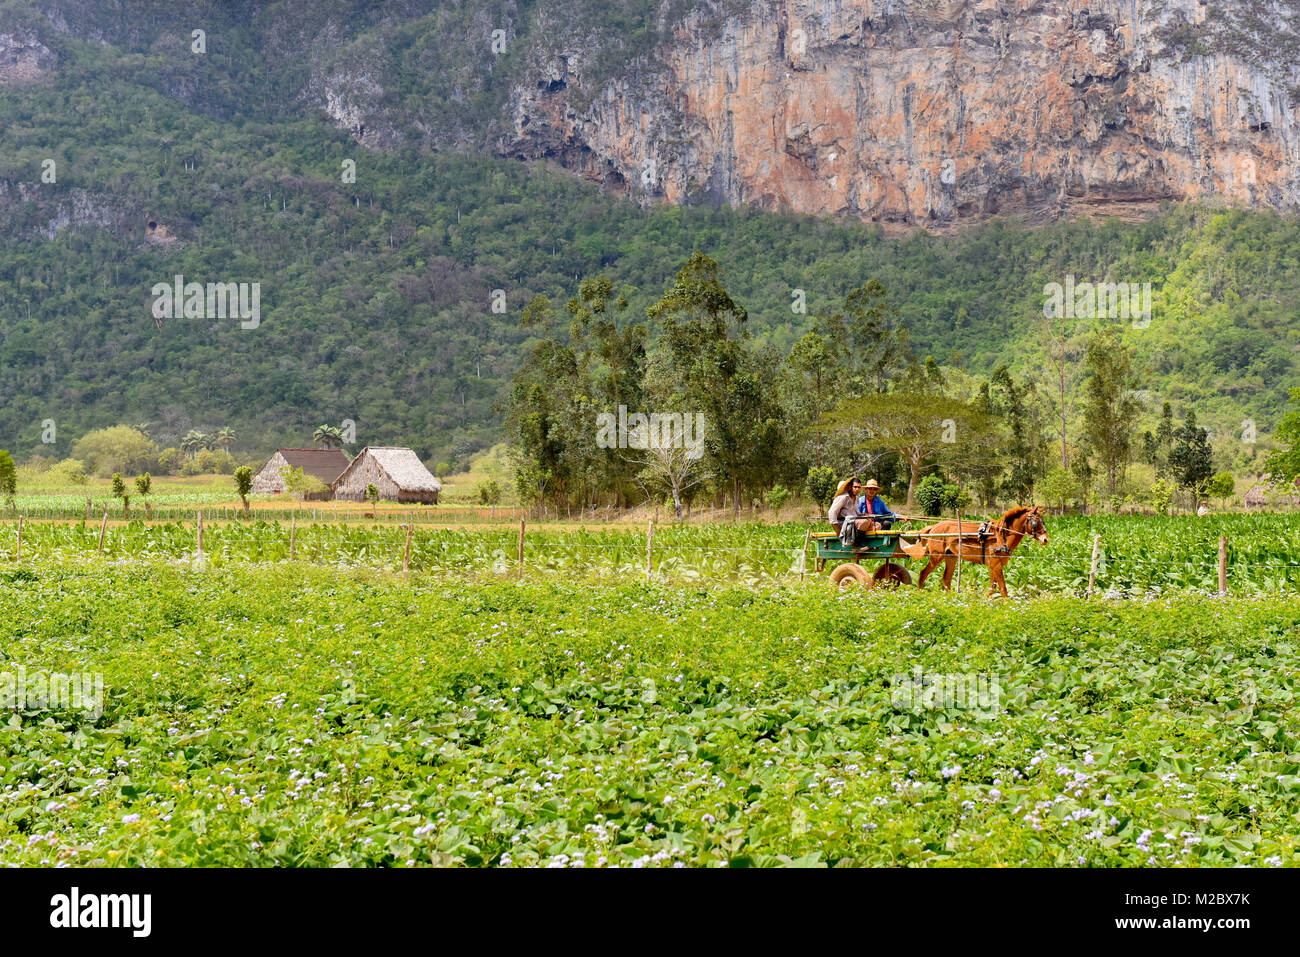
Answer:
(249, 452, 288, 494)
(334, 454, 400, 501)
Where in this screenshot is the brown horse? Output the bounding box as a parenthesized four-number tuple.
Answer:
(915, 506, 1049, 598)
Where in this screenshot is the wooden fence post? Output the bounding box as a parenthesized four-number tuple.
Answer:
(403, 523, 412, 574)
(1087, 534, 1101, 597)
(289, 510, 297, 560)
(955, 510, 963, 593)
(800, 526, 812, 581)
(646, 520, 655, 581)
(98, 511, 109, 553)
(517, 517, 526, 577)
(1218, 536, 1228, 597)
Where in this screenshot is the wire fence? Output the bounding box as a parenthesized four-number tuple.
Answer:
(5, 512, 1300, 596)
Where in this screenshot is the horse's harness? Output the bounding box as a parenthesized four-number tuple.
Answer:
(957, 518, 1012, 562)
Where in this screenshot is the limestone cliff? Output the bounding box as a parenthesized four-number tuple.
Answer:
(502, 0, 1300, 228)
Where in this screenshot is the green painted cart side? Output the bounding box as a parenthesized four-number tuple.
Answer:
(810, 529, 914, 588)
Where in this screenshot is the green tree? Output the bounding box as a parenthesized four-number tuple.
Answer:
(111, 472, 130, 518)
(1038, 465, 1075, 512)
(1153, 402, 1175, 476)
(366, 483, 380, 509)
(135, 472, 152, 517)
(988, 365, 1047, 501)
(477, 479, 502, 518)
(0, 450, 16, 507)
(821, 392, 998, 511)
(181, 430, 207, 461)
(648, 252, 789, 515)
(1149, 477, 1174, 515)
(1169, 409, 1214, 503)
(217, 427, 236, 452)
(915, 474, 947, 516)
(234, 465, 253, 514)
(1264, 387, 1300, 485)
(281, 465, 327, 501)
(765, 484, 791, 512)
(819, 280, 911, 393)
(1081, 329, 1140, 499)
(313, 425, 345, 450)
(1207, 471, 1235, 507)
(73, 426, 158, 477)
(784, 331, 835, 459)
(804, 466, 837, 507)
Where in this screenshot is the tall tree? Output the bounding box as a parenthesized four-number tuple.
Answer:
(647, 252, 764, 515)
(1081, 329, 1140, 499)
(820, 392, 997, 510)
(1036, 308, 1086, 469)
(820, 280, 911, 393)
(988, 365, 1047, 501)
(1169, 409, 1214, 504)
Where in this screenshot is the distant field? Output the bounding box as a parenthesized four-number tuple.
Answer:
(0, 564, 1296, 866)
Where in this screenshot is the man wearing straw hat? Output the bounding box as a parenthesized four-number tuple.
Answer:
(828, 476, 908, 545)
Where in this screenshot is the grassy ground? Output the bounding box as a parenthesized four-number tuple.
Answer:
(1, 562, 1296, 867)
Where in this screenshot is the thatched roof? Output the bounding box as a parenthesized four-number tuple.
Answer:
(1245, 485, 1268, 505)
(273, 448, 351, 484)
(339, 447, 441, 491)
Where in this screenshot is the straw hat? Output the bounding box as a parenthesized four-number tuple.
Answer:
(862, 479, 881, 491)
(835, 476, 859, 497)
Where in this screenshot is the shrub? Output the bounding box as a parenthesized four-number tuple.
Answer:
(1150, 478, 1174, 515)
(765, 484, 791, 511)
(50, 458, 89, 485)
(915, 475, 946, 516)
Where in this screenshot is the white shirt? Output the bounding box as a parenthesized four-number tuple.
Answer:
(829, 493, 857, 526)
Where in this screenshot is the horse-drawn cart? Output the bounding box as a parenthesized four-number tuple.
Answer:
(810, 529, 915, 588)
(809, 505, 1050, 596)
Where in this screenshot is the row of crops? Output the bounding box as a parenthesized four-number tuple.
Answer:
(6, 513, 1300, 593)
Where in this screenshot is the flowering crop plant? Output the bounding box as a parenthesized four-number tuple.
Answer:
(0, 562, 1295, 867)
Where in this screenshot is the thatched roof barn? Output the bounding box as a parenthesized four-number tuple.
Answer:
(332, 447, 442, 504)
(1245, 482, 1300, 510)
(250, 449, 351, 500)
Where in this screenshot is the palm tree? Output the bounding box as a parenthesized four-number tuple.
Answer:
(217, 427, 236, 452)
(313, 425, 344, 449)
(181, 430, 206, 460)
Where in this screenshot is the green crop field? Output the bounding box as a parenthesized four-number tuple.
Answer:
(6, 512, 1300, 593)
(1, 541, 1298, 867)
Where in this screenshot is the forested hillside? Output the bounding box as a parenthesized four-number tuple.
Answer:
(0, 0, 1298, 470)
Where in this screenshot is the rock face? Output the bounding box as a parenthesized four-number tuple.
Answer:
(0, 29, 54, 84)
(503, 0, 1300, 228)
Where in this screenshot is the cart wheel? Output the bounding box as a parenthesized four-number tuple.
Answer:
(873, 562, 913, 588)
(829, 563, 872, 589)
